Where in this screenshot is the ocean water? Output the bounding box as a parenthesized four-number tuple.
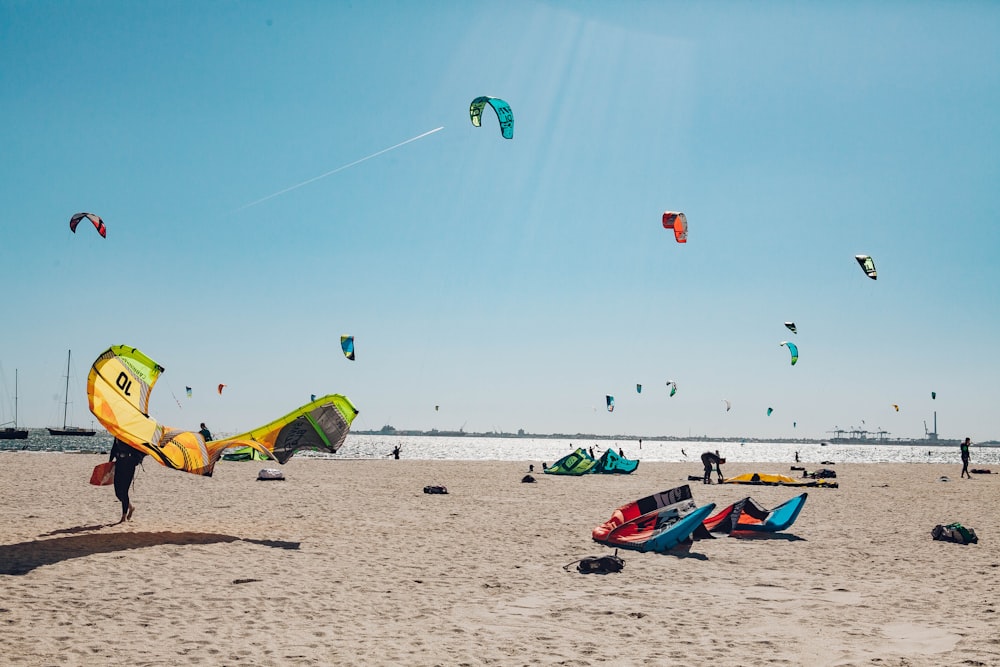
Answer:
(3, 431, 998, 466)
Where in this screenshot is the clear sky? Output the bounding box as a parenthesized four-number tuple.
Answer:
(2, 1, 998, 441)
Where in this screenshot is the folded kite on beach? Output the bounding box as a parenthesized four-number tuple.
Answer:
(593, 485, 715, 553)
(724, 472, 838, 488)
(699, 493, 807, 535)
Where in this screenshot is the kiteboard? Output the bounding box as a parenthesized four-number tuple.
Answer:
(90, 461, 115, 486)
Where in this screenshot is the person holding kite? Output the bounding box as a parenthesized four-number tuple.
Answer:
(109, 438, 146, 523)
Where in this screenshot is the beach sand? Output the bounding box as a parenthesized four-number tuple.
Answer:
(1, 453, 997, 666)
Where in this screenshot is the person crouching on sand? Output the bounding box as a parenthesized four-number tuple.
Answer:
(701, 450, 725, 484)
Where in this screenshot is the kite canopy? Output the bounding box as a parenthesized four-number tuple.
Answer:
(87, 345, 358, 476)
(767, 407, 774, 416)
(667, 381, 677, 397)
(931, 391, 936, 400)
(781, 341, 799, 366)
(784, 322, 797, 334)
(69, 212, 106, 238)
(723, 472, 837, 488)
(636, 384, 642, 394)
(544, 448, 597, 475)
(606, 395, 615, 412)
(702, 493, 807, 534)
(469, 96, 513, 139)
(593, 485, 715, 553)
(341, 335, 355, 361)
(662, 211, 687, 243)
(723, 399, 731, 412)
(217, 383, 226, 395)
(593, 449, 639, 474)
(855, 254, 877, 279)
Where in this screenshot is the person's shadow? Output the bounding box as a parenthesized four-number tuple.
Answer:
(0, 525, 300, 575)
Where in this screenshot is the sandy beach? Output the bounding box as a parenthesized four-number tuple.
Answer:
(1, 453, 997, 666)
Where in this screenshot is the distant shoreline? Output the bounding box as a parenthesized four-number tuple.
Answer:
(354, 428, 997, 447)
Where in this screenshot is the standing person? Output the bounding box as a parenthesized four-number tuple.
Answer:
(109, 438, 146, 523)
(199, 422, 212, 441)
(960, 437, 972, 479)
(701, 450, 725, 484)
(390, 444, 402, 460)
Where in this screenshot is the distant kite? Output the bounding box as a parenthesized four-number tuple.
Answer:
(723, 399, 731, 412)
(781, 341, 799, 366)
(69, 212, 107, 238)
(931, 391, 936, 400)
(767, 407, 774, 416)
(892, 404, 899, 411)
(185, 386, 192, 398)
(311, 394, 316, 402)
(469, 96, 513, 139)
(666, 381, 677, 397)
(636, 384, 642, 394)
(217, 384, 226, 395)
(435, 405, 439, 411)
(662, 212, 688, 243)
(784, 322, 797, 334)
(855, 255, 877, 280)
(606, 395, 615, 412)
(340, 335, 355, 361)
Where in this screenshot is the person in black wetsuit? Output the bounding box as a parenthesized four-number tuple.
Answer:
(701, 450, 725, 484)
(199, 422, 212, 441)
(109, 438, 146, 523)
(960, 437, 971, 479)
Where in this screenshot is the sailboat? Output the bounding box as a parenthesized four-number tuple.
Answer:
(47, 350, 96, 436)
(0, 368, 29, 440)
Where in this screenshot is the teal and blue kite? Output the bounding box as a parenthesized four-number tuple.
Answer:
(781, 341, 798, 366)
(341, 335, 355, 361)
(469, 96, 513, 139)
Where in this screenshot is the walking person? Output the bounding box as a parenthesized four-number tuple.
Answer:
(109, 438, 146, 523)
(960, 437, 972, 479)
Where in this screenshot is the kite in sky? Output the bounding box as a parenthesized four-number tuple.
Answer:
(341, 335, 355, 361)
(606, 395, 615, 412)
(217, 384, 225, 395)
(69, 212, 107, 238)
(855, 254, 877, 280)
(469, 96, 513, 139)
(666, 381, 677, 397)
(185, 386, 192, 398)
(781, 341, 799, 366)
(662, 212, 687, 243)
(784, 322, 797, 334)
(636, 384, 642, 394)
(767, 407, 774, 416)
(931, 391, 937, 400)
(87, 345, 358, 476)
(723, 399, 731, 412)
(892, 404, 899, 412)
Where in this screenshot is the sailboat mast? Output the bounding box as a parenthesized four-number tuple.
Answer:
(63, 350, 71, 430)
(14, 369, 19, 429)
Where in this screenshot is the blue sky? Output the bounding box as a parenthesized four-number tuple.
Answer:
(2, 1, 998, 441)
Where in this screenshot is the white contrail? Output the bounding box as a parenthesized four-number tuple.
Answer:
(235, 126, 445, 211)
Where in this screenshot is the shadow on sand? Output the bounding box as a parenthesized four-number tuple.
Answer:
(727, 532, 805, 542)
(0, 528, 301, 575)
